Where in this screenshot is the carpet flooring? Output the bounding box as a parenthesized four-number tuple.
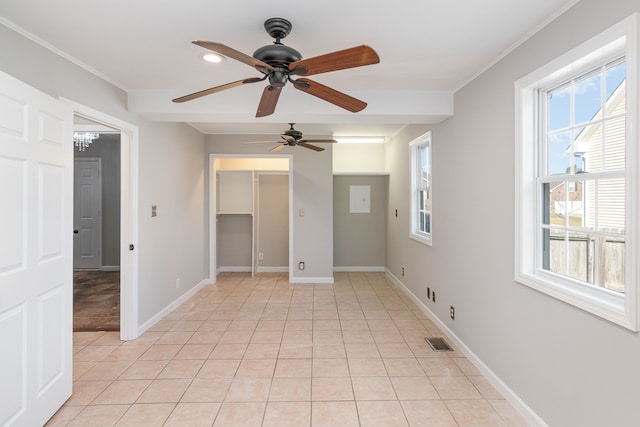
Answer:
(73, 270, 120, 332)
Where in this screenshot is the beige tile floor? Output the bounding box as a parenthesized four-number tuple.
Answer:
(47, 272, 528, 426)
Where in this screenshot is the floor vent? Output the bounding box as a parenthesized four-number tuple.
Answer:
(425, 337, 453, 352)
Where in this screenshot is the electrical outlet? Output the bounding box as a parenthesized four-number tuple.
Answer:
(258, 252, 264, 261)
(176, 278, 181, 289)
(299, 261, 305, 270)
(432, 291, 436, 303)
(401, 267, 405, 276)
(450, 306, 455, 320)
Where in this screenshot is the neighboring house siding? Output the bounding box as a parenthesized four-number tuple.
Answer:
(576, 81, 626, 233)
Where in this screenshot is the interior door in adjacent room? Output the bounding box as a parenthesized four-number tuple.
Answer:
(73, 158, 102, 269)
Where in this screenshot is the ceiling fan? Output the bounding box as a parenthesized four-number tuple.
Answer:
(246, 123, 336, 152)
(172, 17, 380, 117)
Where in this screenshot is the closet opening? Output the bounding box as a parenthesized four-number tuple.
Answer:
(210, 155, 292, 283)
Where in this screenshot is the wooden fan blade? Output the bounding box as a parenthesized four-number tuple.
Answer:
(245, 140, 281, 144)
(172, 77, 262, 103)
(256, 86, 282, 117)
(298, 142, 325, 152)
(290, 45, 379, 76)
(299, 139, 337, 144)
(192, 41, 274, 74)
(294, 78, 367, 113)
(270, 144, 286, 152)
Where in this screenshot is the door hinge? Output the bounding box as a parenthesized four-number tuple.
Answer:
(129, 244, 135, 251)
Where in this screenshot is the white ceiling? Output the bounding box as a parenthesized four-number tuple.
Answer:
(0, 0, 575, 137)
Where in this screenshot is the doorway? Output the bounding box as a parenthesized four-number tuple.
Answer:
(210, 154, 293, 283)
(72, 124, 121, 331)
(65, 99, 139, 340)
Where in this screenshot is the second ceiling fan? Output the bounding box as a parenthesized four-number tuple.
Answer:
(246, 124, 336, 152)
(173, 17, 380, 117)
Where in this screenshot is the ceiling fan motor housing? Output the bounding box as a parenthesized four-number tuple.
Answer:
(283, 128, 303, 141)
(253, 44, 302, 67)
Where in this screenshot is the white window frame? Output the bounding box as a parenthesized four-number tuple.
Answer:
(410, 131, 432, 246)
(515, 14, 640, 331)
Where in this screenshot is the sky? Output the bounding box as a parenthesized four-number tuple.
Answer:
(546, 60, 626, 176)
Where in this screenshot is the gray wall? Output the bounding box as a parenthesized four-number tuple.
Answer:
(333, 175, 387, 269)
(0, 24, 208, 327)
(217, 215, 252, 269)
(75, 133, 121, 268)
(385, 1, 640, 426)
(258, 173, 289, 269)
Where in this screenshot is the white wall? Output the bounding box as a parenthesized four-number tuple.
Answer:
(333, 142, 386, 173)
(385, 1, 640, 426)
(0, 24, 208, 328)
(206, 134, 334, 282)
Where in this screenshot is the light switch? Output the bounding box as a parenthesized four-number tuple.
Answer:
(299, 208, 305, 217)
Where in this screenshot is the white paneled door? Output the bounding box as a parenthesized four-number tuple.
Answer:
(0, 71, 73, 426)
(73, 158, 102, 269)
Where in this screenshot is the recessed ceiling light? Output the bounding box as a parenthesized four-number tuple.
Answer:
(203, 53, 225, 63)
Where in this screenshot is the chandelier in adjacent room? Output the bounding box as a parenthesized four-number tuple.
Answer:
(73, 132, 100, 151)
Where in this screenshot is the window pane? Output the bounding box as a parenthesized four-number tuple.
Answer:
(599, 235, 624, 293)
(604, 116, 625, 171)
(580, 125, 604, 173)
(605, 61, 626, 110)
(567, 232, 594, 284)
(548, 228, 567, 276)
(582, 180, 596, 231)
(546, 180, 566, 226)
(548, 132, 571, 175)
(597, 178, 625, 233)
(572, 126, 587, 173)
(548, 85, 570, 131)
(568, 179, 584, 227)
(574, 72, 602, 125)
(423, 212, 431, 233)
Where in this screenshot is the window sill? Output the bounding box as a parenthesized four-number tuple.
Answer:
(515, 271, 636, 331)
(410, 232, 432, 247)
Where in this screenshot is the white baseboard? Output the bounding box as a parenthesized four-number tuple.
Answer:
(256, 266, 289, 273)
(290, 276, 334, 284)
(218, 266, 252, 273)
(385, 269, 548, 427)
(137, 278, 209, 336)
(333, 266, 386, 272)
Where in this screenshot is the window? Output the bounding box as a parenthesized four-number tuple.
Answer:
(515, 15, 639, 330)
(410, 132, 432, 246)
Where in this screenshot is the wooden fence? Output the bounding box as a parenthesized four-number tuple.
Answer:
(549, 235, 624, 293)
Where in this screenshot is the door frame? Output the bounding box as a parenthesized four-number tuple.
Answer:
(209, 154, 293, 283)
(62, 98, 139, 341)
